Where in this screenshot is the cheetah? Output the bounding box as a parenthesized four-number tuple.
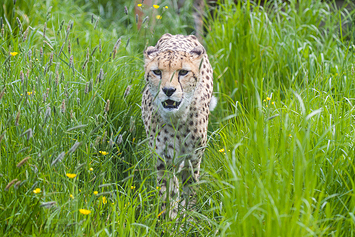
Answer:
(142, 33, 216, 219)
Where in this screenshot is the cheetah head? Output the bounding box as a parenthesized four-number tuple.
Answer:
(144, 45, 205, 119)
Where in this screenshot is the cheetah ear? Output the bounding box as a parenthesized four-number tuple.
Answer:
(161, 33, 173, 39)
(144, 46, 159, 61)
(189, 46, 205, 60)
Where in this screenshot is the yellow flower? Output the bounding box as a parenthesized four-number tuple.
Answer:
(137, 4, 142, 7)
(153, 5, 159, 9)
(266, 105, 268, 107)
(33, 188, 41, 194)
(99, 151, 108, 155)
(36, 58, 38, 61)
(70, 194, 74, 199)
(156, 15, 162, 20)
(219, 148, 225, 153)
(272, 102, 275, 105)
(266, 97, 271, 101)
(157, 209, 165, 217)
(156, 186, 161, 190)
(132, 137, 135, 142)
(89, 167, 93, 171)
(94, 191, 98, 195)
(66, 173, 77, 178)
(131, 185, 135, 190)
(263, 99, 266, 102)
(102, 196, 107, 204)
(10, 52, 18, 56)
(165, 6, 168, 9)
(27, 91, 33, 95)
(79, 209, 91, 215)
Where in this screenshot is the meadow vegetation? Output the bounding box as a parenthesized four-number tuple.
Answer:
(1, 0, 355, 236)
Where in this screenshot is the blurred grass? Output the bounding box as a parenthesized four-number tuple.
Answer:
(2, 0, 355, 236)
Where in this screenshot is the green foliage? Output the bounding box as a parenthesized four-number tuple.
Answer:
(206, 0, 355, 110)
(2, 0, 355, 236)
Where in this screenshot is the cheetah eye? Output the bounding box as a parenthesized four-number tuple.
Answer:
(179, 70, 189, 76)
(152, 70, 162, 76)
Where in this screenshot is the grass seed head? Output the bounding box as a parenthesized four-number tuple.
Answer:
(142, 16, 149, 24)
(124, 6, 128, 15)
(58, 42, 65, 57)
(5, 179, 18, 191)
(130, 116, 135, 133)
(51, 152, 65, 166)
(61, 72, 64, 82)
(126, 37, 131, 48)
(55, 71, 59, 86)
(85, 82, 89, 94)
(105, 99, 110, 112)
(114, 37, 121, 50)
(28, 49, 32, 61)
(68, 39, 71, 55)
(102, 131, 107, 144)
(40, 201, 56, 208)
(46, 6, 52, 21)
(23, 27, 28, 42)
(112, 48, 117, 59)
(91, 46, 97, 57)
(16, 17, 23, 35)
(69, 55, 73, 67)
(82, 59, 88, 70)
(22, 128, 33, 141)
(20, 71, 24, 83)
(86, 47, 89, 60)
(60, 99, 66, 113)
(136, 14, 138, 24)
(49, 52, 53, 67)
(68, 141, 81, 154)
(97, 68, 104, 82)
(40, 47, 43, 58)
(124, 85, 131, 98)
(57, 20, 64, 35)
(43, 22, 46, 38)
(117, 134, 123, 144)
(14, 181, 21, 189)
(15, 110, 21, 126)
(99, 39, 102, 53)
(16, 156, 30, 168)
(94, 17, 99, 30)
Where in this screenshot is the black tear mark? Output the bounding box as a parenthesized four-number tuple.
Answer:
(192, 72, 197, 81)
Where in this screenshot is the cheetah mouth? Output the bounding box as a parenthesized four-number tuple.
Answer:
(162, 99, 181, 109)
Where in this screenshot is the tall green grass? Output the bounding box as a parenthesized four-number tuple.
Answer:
(2, 0, 355, 236)
(204, 0, 355, 235)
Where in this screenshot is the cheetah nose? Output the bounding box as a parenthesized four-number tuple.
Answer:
(162, 87, 176, 97)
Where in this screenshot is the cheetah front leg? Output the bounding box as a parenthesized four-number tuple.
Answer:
(156, 158, 180, 219)
(181, 153, 202, 210)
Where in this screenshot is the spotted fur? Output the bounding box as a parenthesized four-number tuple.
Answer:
(142, 33, 214, 219)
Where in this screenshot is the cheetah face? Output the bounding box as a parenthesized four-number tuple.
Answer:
(144, 47, 204, 118)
